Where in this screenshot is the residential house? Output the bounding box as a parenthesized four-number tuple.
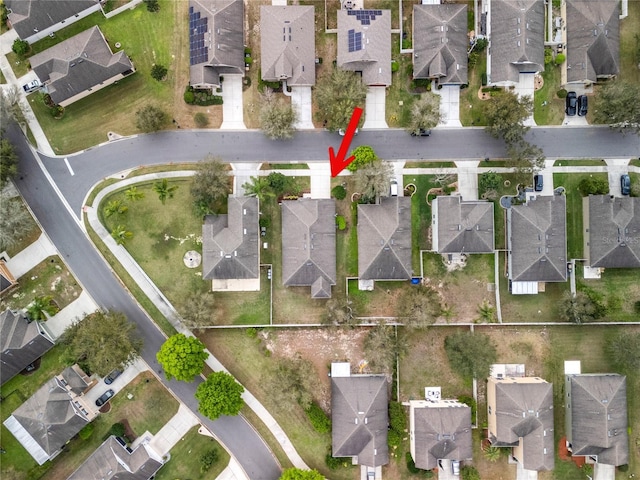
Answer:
(1, 309, 54, 386)
(358, 197, 412, 281)
(29, 26, 135, 107)
(260, 6, 315, 87)
(331, 362, 389, 468)
(67, 435, 164, 480)
(409, 389, 473, 471)
(565, 0, 619, 86)
(485, 0, 545, 86)
(3, 365, 97, 465)
(583, 195, 640, 269)
(432, 196, 494, 253)
(188, 0, 245, 89)
(5, 0, 102, 44)
(507, 194, 567, 294)
(487, 375, 555, 471)
(565, 367, 628, 466)
(337, 9, 391, 86)
(281, 199, 336, 298)
(202, 196, 260, 291)
(412, 4, 468, 85)
(0, 260, 17, 295)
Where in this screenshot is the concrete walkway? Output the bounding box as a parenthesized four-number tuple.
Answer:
(220, 75, 246, 130)
(44, 290, 98, 339)
(455, 161, 480, 201)
(308, 163, 331, 199)
(5, 233, 58, 278)
(149, 404, 200, 456)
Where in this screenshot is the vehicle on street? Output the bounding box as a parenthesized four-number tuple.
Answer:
(577, 95, 588, 116)
(534, 174, 543, 192)
(410, 128, 431, 137)
(95, 389, 115, 407)
(104, 369, 122, 385)
(22, 79, 42, 93)
(565, 91, 577, 116)
(621, 174, 631, 195)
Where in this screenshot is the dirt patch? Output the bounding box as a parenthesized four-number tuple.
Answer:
(120, 418, 137, 441)
(481, 326, 550, 378)
(424, 274, 495, 325)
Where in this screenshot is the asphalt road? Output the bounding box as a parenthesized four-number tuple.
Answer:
(7, 124, 282, 480)
(41, 126, 640, 216)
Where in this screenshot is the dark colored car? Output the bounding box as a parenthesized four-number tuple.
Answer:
(565, 91, 577, 116)
(95, 389, 115, 407)
(411, 128, 431, 137)
(534, 174, 544, 192)
(621, 174, 631, 196)
(577, 95, 588, 116)
(104, 369, 122, 385)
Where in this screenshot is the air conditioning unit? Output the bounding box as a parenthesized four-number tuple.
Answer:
(425, 387, 442, 402)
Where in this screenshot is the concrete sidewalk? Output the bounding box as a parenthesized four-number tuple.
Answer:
(149, 404, 200, 456)
(44, 290, 98, 339)
(5, 233, 57, 278)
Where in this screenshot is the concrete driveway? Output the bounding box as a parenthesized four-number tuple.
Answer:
(363, 86, 388, 129)
(516, 461, 538, 480)
(536, 159, 555, 196)
(515, 73, 536, 126)
(605, 159, 630, 197)
(291, 86, 314, 129)
(563, 114, 588, 126)
(220, 74, 246, 130)
(435, 84, 462, 127)
(456, 161, 479, 201)
(593, 463, 615, 480)
(437, 459, 457, 480)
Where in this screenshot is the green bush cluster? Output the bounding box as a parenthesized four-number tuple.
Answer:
(578, 176, 608, 196)
(458, 395, 477, 424)
(481, 72, 487, 86)
(544, 47, 554, 65)
(461, 465, 481, 480)
(305, 402, 331, 433)
(184, 86, 223, 106)
(554, 53, 566, 65)
(12, 39, 29, 57)
(325, 453, 352, 470)
(151, 64, 168, 81)
(402, 39, 412, 49)
(557, 88, 568, 99)
(144, 0, 159, 12)
(391, 61, 399, 73)
(331, 185, 347, 200)
(336, 215, 346, 231)
(388, 402, 406, 451)
(200, 448, 219, 473)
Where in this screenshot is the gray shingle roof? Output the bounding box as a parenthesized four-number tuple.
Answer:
(189, 0, 244, 88)
(29, 26, 133, 106)
(411, 402, 473, 470)
(6, 0, 98, 40)
(281, 199, 336, 298)
(337, 9, 391, 86)
(489, 378, 555, 471)
(1, 309, 54, 386)
(202, 196, 259, 281)
(332, 375, 389, 467)
(260, 6, 316, 87)
(67, 436, 163, 480)
(358, 197, 412, 280)
(566, 0, 619, 83)
(566, 374, 628, 466)
(584, 195, 640, 268)
(507, 195, 567, 283)
(433, 196, 494, 253)
(412, 4, 468, 84)
(488, 0, 544, 85)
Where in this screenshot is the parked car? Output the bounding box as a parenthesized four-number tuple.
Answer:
(621, 174, 631, 195)
(534, 174, 543, 192)
(104, 369, 122, 385)
(95, 389, 115, 407)
(565, 91, 577, 116)
(22, 79, 42, 94)
(452, 460, 461, 476)
(577, 95, 588, 116)
(410, 128, 431, 137)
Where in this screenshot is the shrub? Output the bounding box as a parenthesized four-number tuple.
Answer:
(634, 300, 640, 313)
(151, 64, 168, 81)
(110, 423, 126, 437)
(391, 60, 399, 73)
(619, 464, 629, 472)
(331, 185, 347, 200)
(481, 72, 487, 86)
(402, 39, 412, 49)
(246, 327, 258, 338)
(406, 452, 420, 473)
(554, 53, 566, 65)
(200, 448, 218, 473)
(458, 395, 477, 424)
(194, 112, 209, 127)
(544, 47, 553, 65)
(259, 217, 271, 228)
(578, 177, 608, 196)
(12, 39, 29, 56)
(388, 402, 406, 450)
(325, 453, 351, 470)
(244, 47, 252, 55)
(336, 215, 346, 231)
(461, 465, 481, 480)
(557, 88, 568, 99)
(78, 423, 94, 440)
(184, 88, 195, 104)
(305, 402, 331, 433)
(144, 0, 160, 12)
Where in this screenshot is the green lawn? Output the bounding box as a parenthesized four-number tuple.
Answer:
(386, 35, 418, 128)
(213, 268, 271, 325)
(154, 427, 230, 480)
(460, 50, 488, 126)
(576, 268, 640, 322)
(534, 63, 565, 125)
(553, 159, 606, 166)
(619, 0, 640, 84)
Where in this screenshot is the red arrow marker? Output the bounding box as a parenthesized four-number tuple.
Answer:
(329, 107, 363, 177)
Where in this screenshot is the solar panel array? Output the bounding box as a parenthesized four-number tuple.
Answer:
(347, 9, 382, 26)
(347, 29, 362, 52)
(189, 6, 209, 66)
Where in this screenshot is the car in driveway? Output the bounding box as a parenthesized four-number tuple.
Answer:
(95, 389, 115, 407)
(22, 79, 42, 93)
(565, 91, 577, 116)
(534, 174, 544, 192)
(577, 95, 588, 116)
(104, 369, 122, 385)
(410, 128, 431, 137)
(621, 174, 631, 195)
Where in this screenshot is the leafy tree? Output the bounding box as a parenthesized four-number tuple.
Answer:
(191, 156, 230, 214)
(266, 357, 319, 410)
(559, 291, 602, 324)
(363, 321, 406, 373)
(279, 468, 324, 480)
(506, 140, 546, 174)
(200, 448, 219, 473)
(484, 91, 532, 146)
(150, 64, 168, 81)
(0, 199, 33, 250)
(314, 68, 367, 131)
(27, 295, 59, 321)
(593, 81, 640, 134)
(1, 86, 23, 126)
(444, 332, 497, 380)
(578, 176, 609, 196)
(104, 199, 128, 217)
(111, 224, 133, 245)
(0, 138, 18, 188)
(61, 310, 143, 376)
(153, 178, 178, 204)
(157, 333, 209, 381)
(347, 145, 378, 173)
(354, 158, 393, 203)
(144, 0, 160, 12)
(242, 175, 275, 203)
(331, 185, 347, 200)
(478, 171, 503, 197)
(259, 89, 298, 140)
(124, 186, 144, 201)
(135, 105, 169, 132)
(604, 331, 640, 374)
(407, 93, 442, 135)
(181, 292, 216, 328)
(195, 371, 244, 420)
(323, 298, 356, 326)
(12, 39, 29, 56)
(397, 285, 442, 327)
(266, 172, 292, 196)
